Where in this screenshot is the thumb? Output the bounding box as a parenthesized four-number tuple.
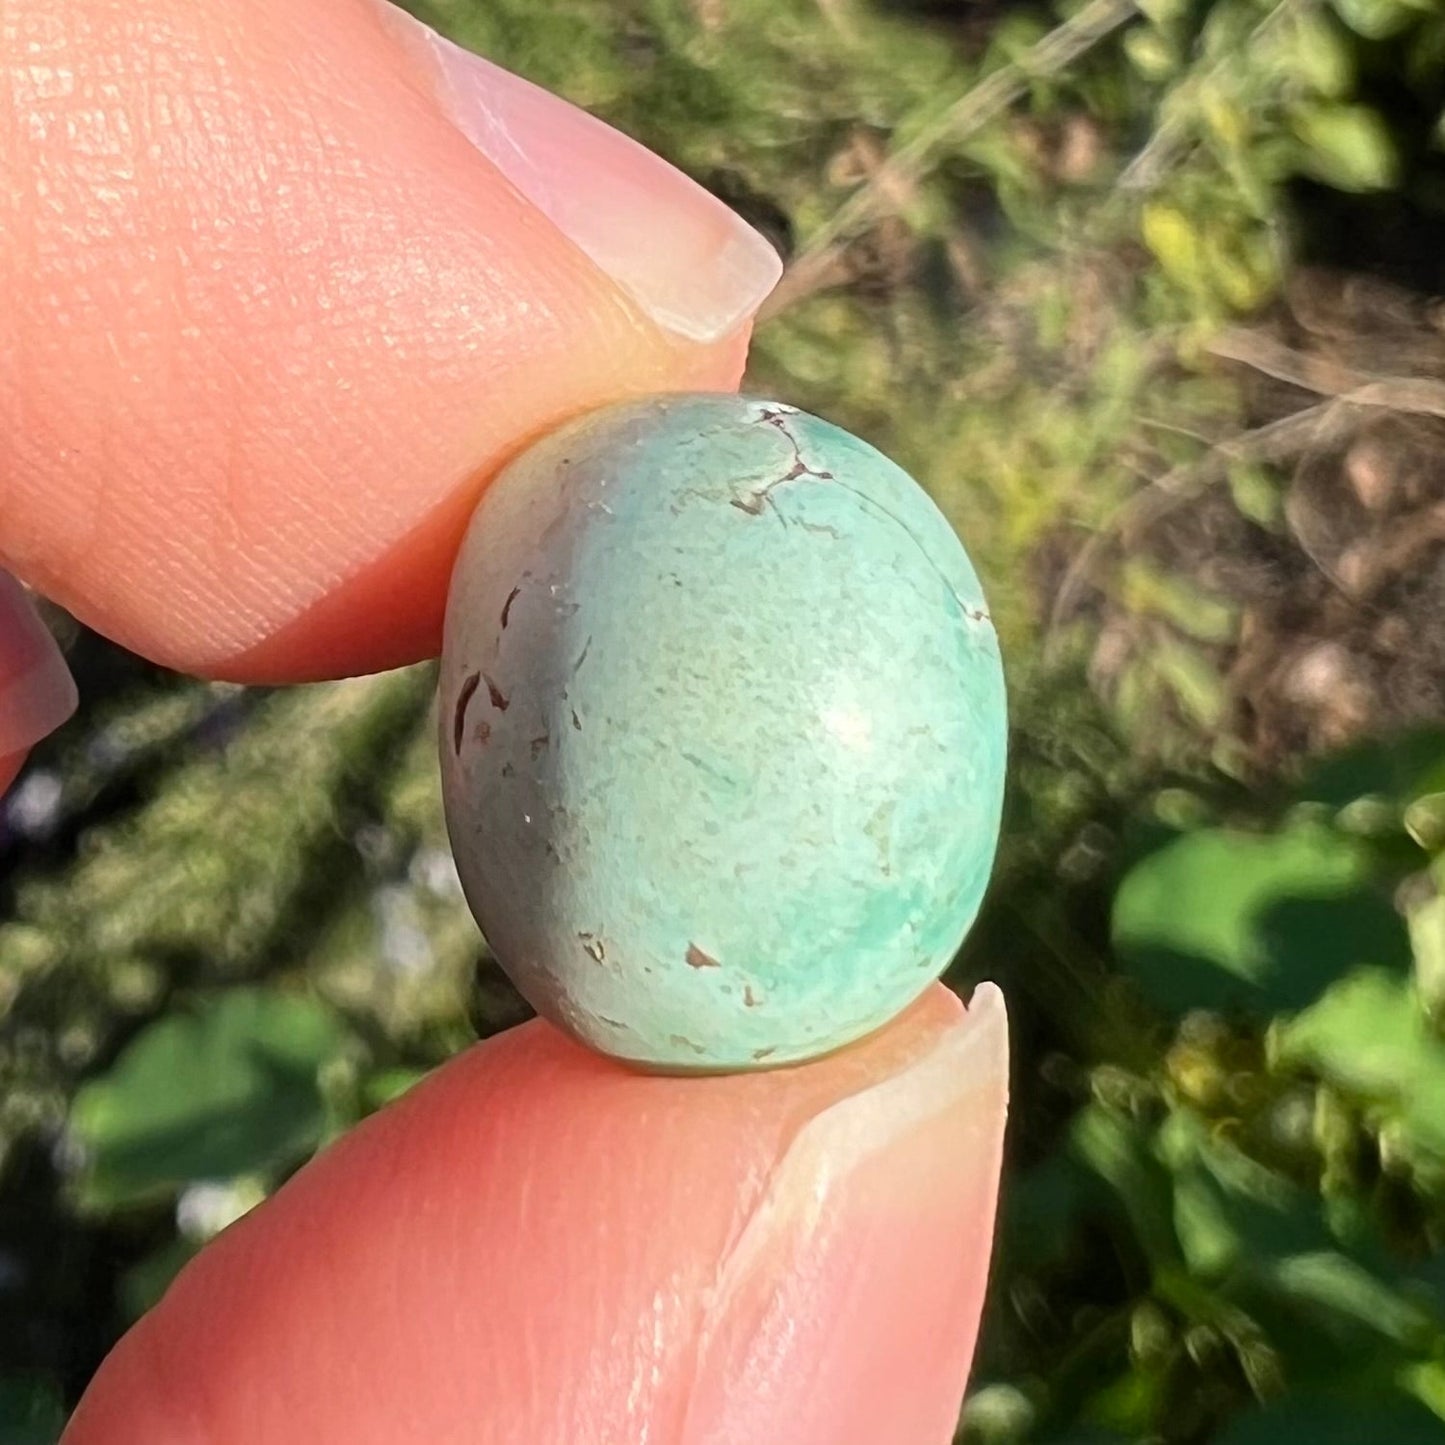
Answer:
(63, 984, 1008, 1445)
(0, 0, 780, 683)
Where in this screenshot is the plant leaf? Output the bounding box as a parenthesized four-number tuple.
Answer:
(69, 988, 352, 1209)
(1274, 968, 1445, 1159)
(1112, 825, 1408, 1014)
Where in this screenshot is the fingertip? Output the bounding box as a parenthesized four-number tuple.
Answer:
(680, 983, 1009, 1444)
(0, 571, 76, 759)
(0, 751, 25, 797)
(380, 8, 782, 346)
(1, 0, 768, 682)
(64, 985, 1007, 1443)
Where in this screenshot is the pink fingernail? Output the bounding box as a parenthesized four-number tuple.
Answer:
(0, 571, 78, 757)
(379, 7, 781, 343)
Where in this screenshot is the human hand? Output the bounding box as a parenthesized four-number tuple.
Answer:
(1, 2, 1009, 1439)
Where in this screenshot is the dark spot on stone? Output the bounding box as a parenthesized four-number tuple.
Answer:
(598, 1015, 628, 1029)
(802, 520, 842, 539)
(483, 674, 510, 711)
(501, 585, 521, 629)
(572, 635, 593, 676)
(669, 1034, 707, 1056)
(571, 709, 582, 731)
(686, 943, 720, 969)
(752, 1046, 777, 1061)
(732, 408, 835, 515)
(579, 932, 605, 963)
(743, 985, 759, 1007)
(732, 466, 832, 518)
(530, 733, 549, 760)
(474, 720, 491, 746)
(453, 672, 480, 754)
(501, 762, 515, 778)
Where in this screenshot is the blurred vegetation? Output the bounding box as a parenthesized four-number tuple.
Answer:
(6, 0, 1445, 1439)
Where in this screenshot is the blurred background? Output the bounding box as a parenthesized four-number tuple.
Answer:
(6, 0, 1445, 1439)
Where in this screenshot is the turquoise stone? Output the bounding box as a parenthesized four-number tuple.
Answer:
(439, 395, 1006, 1071)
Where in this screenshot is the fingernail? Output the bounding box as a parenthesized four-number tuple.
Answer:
(379, 8, 781, 343)
(0, 571, 78, 757)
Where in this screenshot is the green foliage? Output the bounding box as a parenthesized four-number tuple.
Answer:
(1275, 969, 1445, 1159)
(7, 0, 1445, 1441)
(968, 726, 1445, 1440)
(0, 1377, 65, 1445)
(1293, 102, 1399, 190)
(68, 989, 351, 1210)
(1112, 824, 1408, 1013)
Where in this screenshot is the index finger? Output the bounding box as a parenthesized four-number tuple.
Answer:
(0, 0, 779, 683)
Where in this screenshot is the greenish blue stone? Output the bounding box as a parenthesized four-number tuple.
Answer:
(438, 395, 1006, 1071)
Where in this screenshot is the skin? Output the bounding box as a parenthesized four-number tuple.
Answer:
(0, 1, 1011, 1438)
(64, 986, 1008, 1444)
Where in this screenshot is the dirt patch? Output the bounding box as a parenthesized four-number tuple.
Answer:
(1053, 269, 1445, 772)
